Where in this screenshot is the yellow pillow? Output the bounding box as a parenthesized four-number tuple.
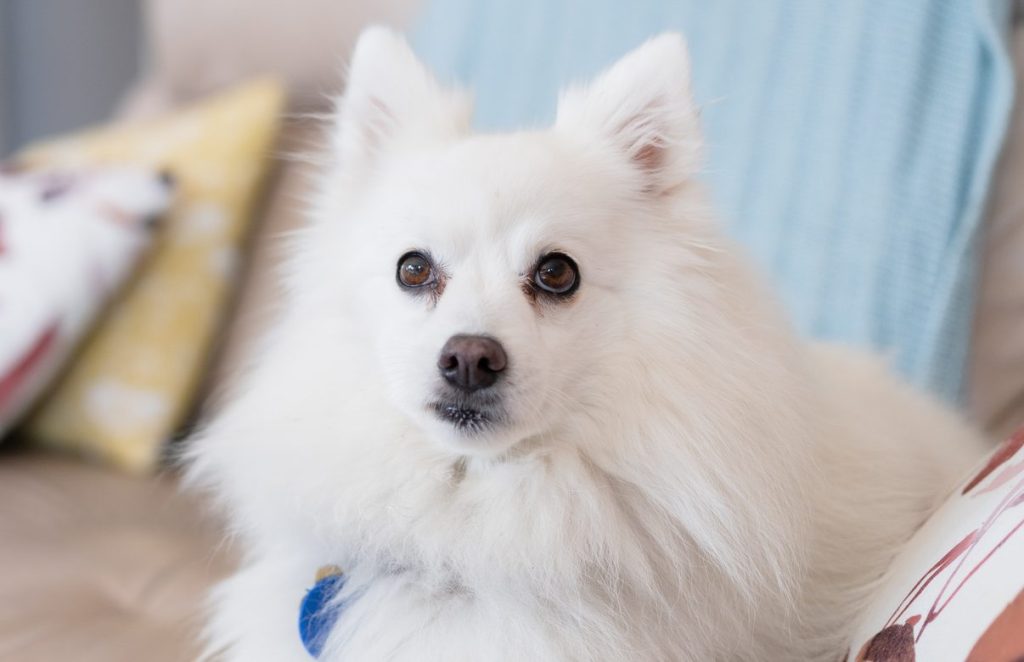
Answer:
(21, 79, 284, 473)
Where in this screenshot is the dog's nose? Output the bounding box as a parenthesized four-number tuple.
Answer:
(438, 335, 507, 392)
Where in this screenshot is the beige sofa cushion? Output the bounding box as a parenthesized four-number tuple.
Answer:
(0, 450, 234, 662)
(970, 18, 1024, 441)
(119, 0, 421, 116)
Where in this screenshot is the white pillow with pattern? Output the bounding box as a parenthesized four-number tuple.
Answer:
(850, 426, 1024, 661)
(0, 166, 173, 436)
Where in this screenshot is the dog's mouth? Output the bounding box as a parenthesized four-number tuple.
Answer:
(429, 400, 504, 434)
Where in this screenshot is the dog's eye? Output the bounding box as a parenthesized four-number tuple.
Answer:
(533, 253, 579, 296)
(397, 251, 436, 289)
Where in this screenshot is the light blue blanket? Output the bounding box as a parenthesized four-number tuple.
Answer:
(412, 1, 1015, 403)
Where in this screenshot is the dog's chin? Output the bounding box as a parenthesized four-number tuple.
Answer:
(430, 401, 497, 433)
(418, 399, 522, 457)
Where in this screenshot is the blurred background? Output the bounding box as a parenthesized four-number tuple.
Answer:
(0, 0, 142, 154)
(0, 1, 1022, 660)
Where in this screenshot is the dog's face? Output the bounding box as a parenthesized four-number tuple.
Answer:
(343, 137, 634, 457)
(301, 30, 702, 457)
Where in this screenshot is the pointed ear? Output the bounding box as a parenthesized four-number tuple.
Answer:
(334, 27, 471, 172)
(556, 34, 701, 196)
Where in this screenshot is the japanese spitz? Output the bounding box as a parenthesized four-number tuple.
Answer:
(188, 28, 985, 661)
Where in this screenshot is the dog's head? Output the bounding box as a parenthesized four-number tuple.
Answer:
(297, 29, 706, 458)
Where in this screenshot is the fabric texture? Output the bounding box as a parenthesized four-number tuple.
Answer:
(971, 14, 1024, 441)
(17, 80, 284, 473)
(0, 452, 235, 662)
(848, 425, 1024, 661)
(0, 167, 170, 436)
(411, 0, 1016, 403)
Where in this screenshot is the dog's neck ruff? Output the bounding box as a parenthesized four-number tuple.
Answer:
(298, 566, 348, 658)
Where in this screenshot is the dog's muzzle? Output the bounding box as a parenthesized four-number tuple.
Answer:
(430, 335, 509, 434)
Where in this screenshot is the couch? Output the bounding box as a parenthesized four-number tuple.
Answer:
(1, 3, 1021, 661)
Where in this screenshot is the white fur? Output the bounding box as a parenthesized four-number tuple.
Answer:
(187, 29, 986, 661)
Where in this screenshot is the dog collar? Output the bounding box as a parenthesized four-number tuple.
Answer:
(298, 565, 348, 658)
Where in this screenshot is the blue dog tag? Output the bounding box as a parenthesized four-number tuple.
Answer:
(298, 567, 347, 658)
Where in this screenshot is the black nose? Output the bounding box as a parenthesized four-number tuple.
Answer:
(438, 335, 507, 392)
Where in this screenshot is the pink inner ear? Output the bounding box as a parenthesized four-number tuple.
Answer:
(367, 96, 395, 128)
(344, 95, 397, 164)
(615, 99, 670, 183)
(634, 141, 664, 174)
(626, 122, 669, 195)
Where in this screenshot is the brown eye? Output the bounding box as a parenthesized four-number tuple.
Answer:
(533, 253, 579, 296)
(397, 251, 435, 289)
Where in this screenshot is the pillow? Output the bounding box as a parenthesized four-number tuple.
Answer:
(849, 425, 1024, 661)
(0, 167, 171, 435)
(18, 79, 284, 473)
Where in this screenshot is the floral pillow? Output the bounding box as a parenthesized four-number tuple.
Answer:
(20, 79, 283, 473)
(0, 166, 173, 435)
(850, 426, 1024, 661)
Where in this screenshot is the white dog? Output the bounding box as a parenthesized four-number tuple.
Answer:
(188, 29, 985, 661)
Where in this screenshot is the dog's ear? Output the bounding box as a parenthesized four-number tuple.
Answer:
(556, 34, 701, 196)
(334, 27, 471, 173)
